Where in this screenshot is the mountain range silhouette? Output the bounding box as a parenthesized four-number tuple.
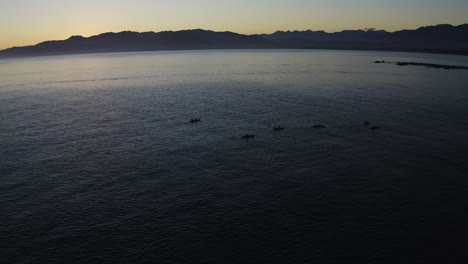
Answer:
(1, 24, 467, 58)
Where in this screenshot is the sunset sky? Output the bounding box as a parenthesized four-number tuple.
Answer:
(1, 0, 467, 50)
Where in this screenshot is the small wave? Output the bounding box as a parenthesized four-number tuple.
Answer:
(3, 76, 162, 88)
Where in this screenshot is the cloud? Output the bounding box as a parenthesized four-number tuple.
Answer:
(363, 27, 376, 31)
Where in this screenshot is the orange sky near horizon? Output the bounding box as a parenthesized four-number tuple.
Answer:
(1, 0, 467, 50)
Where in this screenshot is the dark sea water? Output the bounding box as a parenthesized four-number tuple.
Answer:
(1, 50, 468, 263)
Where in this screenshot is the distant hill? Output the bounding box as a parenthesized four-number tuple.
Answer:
(1, 24, 467, 58)
(263, 24, 468, 51)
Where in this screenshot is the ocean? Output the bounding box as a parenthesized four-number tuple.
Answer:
(1, 50, 468, 263)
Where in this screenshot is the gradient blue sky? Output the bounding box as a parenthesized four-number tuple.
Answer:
(1, 0, 467, 49)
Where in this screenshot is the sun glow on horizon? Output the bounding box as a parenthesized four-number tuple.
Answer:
(1, 0, 467, 50)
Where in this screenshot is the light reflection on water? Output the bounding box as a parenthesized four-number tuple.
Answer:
(1, 50, 468, 264)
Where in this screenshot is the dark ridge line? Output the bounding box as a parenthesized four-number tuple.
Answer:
(1, 23, 468, 58)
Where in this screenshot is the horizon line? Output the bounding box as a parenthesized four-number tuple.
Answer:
(2, 22, 467, 51)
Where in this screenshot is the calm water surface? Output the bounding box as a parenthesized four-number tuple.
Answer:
(1, 50, 468, 263)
